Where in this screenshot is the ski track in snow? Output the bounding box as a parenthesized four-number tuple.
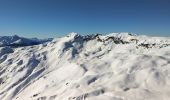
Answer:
(0, 32, 170, 100)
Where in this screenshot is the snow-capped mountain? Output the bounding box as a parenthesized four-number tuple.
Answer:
(0, 33, 170, 100)
(0, 35, 52, 47)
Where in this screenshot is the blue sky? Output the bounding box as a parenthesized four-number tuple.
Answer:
(0, 0, 170, 38)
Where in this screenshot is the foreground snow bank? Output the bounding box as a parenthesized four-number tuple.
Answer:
(0, 33, 170, 100)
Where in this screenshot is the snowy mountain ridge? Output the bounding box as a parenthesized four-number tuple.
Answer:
(65, 32, 170, 49)
(0, 33, 170, 100)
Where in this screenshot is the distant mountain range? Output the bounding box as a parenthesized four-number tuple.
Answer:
(0, 35, 53, 47)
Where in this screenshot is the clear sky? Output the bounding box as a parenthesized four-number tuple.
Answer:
(0, 0, 170, 38)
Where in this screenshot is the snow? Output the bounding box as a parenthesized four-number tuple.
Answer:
(0, 35, 52, 47)
(0, 33, 170, 100)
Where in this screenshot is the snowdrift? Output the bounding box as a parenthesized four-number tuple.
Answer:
(0, 33, 170, 100)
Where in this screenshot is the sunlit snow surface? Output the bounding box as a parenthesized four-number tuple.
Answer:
(0, 33, 170, 100)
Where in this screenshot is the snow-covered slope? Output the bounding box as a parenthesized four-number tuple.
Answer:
(0, 35, 52, 47)
(0, 33, 170, 100)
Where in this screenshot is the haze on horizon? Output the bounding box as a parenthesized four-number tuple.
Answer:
(0, 0, 170, 38)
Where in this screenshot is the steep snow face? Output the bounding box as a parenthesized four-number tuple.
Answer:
(0, 33, 170, 100)
(0, 35, 52, 47)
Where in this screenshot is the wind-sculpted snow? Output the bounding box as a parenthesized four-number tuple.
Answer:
(0, 32, 170, 100)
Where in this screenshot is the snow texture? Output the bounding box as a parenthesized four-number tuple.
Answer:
(0, 32, 170, 100)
